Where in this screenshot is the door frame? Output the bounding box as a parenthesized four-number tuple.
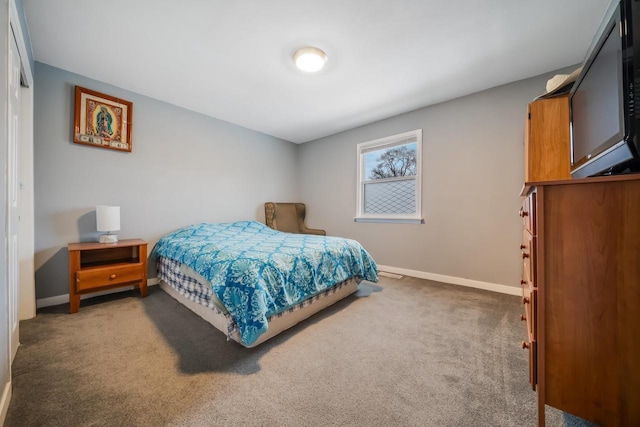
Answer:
(10, 0, 34, 325)
(1, 0, 33, 424)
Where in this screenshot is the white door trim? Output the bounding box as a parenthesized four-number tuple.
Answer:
(0, 381, 11, 427)
(9, 0, 35, 322)
(8, 22, 21, 364)
(8, 0, 32, 87)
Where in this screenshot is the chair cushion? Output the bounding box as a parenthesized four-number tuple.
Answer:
(276, 205, 300, 233)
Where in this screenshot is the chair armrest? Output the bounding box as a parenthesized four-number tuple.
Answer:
(300, 227, 326, 236)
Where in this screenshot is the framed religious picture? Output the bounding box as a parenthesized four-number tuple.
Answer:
(73, 86, 133, 152)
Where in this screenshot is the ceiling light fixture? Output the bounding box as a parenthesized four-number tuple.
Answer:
(293, 47, 327, 73)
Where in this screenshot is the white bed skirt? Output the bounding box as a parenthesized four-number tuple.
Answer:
(159, 279, 359, 348)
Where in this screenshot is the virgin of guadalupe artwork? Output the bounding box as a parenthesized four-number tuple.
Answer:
(89, 103, 120, 141)
(73, 86, 133, 152)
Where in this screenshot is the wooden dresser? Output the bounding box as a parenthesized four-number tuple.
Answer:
(519, 95, 640, 426)
(520, 176, 640, 426)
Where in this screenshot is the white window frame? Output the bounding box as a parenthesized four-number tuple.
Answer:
(355, 129, 423, 224)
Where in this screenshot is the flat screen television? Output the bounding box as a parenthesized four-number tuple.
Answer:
(570, 0, 640, 178)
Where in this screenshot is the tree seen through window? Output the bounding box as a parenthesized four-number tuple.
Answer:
(365, 143, 417, 180)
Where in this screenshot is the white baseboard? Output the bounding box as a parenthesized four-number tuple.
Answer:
(0, 379, 11, 427)
(376, 265, 521, 296)
(36, 278, 160, 309)
(36, 269, 519, 309)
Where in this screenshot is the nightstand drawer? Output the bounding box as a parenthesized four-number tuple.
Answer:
(76, 263, 144, 292)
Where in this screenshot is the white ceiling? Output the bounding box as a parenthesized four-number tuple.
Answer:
(23, 0, 610, 143)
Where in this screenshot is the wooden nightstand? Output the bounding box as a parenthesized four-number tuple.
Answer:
(68, 239, 148, 313)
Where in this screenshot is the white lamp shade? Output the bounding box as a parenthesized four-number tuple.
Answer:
(96, 205, 120, 232)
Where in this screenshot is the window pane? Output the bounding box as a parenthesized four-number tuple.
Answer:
(364, 142, 417, 181)
(356, 129, 422, 221)
(364, 178, 416, 214)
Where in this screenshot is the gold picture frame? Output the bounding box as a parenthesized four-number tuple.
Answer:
(73, 86, 133, 152)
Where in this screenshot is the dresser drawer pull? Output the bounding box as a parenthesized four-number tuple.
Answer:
(521, 341, 530, 350)
(520, 315, 526, 321)
(519, 208, 529, 218)
(522, 296, 530, 304)
(522, 253, 529, 259)
(520, 244, 526, 250)
(109, 274, 117, 280)
(520, 279, 526, 285)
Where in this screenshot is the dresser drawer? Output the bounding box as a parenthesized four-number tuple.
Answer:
(519, 278, 537, 391)
(76, 263, 144, 292)
(521, 229, 536, 285)
(523, 287, 537, 342)
(525, 340, 537, 390)
(520, 192, 536, 234)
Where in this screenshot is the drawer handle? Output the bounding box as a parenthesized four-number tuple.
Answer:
(520, 279, 526, 286)
(520, 315, 526, 321)
(522, 253, 529, 259)
(109, 274, 117, 280)
(520, 244, 526, 250)
(522, 296, 530, 305)
(521, 341, 530, 350)
(519, 208, 529, 218)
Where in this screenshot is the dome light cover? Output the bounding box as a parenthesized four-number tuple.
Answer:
(293, 47, 327, 72)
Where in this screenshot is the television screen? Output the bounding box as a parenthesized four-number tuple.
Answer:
(571, 22, 624, 165)
(570, 0, 640, 178)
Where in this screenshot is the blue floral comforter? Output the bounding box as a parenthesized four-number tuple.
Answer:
(151, 221, 378, 345)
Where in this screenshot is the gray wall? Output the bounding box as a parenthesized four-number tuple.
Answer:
(34, 61, 575, 300)
(298, 68, 573, 289)
(34, 63, 299, 299)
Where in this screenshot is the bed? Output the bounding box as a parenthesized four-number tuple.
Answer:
(151, 220, 378, 347)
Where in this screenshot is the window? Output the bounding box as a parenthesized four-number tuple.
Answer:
(355, 129, 423, 223)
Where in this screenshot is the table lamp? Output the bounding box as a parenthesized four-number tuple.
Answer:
(96, 205, 120, 243)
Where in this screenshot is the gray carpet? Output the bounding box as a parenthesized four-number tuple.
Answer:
(6, 276, 594, 426)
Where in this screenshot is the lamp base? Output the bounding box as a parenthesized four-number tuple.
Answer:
(99, 234, 119, 244)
